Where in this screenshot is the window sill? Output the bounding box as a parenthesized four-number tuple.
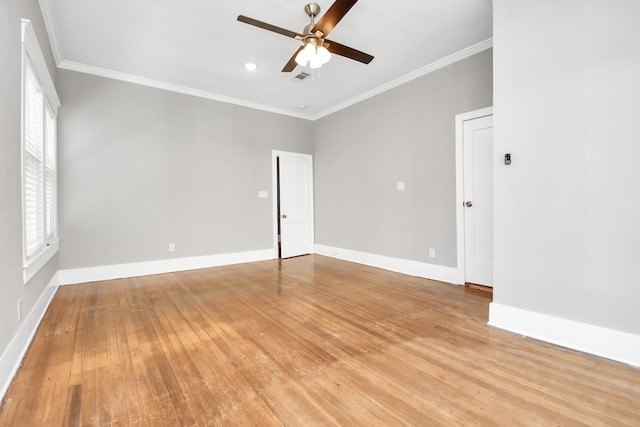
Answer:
(23, 239, 59, 284)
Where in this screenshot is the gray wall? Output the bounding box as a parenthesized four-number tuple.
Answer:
(57, 70, 313, 269)
(0, 1, 58, 356)
(493, 0, 640, 334)
(313, 50, 493, 267)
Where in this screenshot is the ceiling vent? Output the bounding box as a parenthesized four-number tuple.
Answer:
(291, 71, 311, 82)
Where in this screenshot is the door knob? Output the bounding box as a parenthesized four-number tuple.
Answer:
(282, 214, 287, 218)
(465, 201, 473, 207)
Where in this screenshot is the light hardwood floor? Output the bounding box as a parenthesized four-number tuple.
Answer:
(1, 255, 639, 426)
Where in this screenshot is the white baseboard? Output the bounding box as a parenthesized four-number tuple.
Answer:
(0, 273, 60, 401)
(58, 249, 274, 285)
(314, 244, 461, 285)
(489, 302, 640, 367)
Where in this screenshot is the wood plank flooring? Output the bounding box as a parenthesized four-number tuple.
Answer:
(1, 255, 639, 426)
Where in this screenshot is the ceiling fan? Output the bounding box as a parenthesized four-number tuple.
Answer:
(237, 0, 374, 72)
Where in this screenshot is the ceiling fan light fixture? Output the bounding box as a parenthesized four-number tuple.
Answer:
(303, 41, 317, 55)
(295, 49, 309, 67)
(317, 45, 331, 64)
(309, 57, 323, 69)
(296, 38, 331, 68)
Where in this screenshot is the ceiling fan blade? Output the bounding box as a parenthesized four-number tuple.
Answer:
(325, 40, 374, 64)
(282, 46, 304, 72)
(312, 0, 359, 37)
(237, 15, 302, 39)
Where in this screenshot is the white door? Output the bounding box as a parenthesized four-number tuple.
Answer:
(463, 115, 494, 286)
(276, 152, 314, 258)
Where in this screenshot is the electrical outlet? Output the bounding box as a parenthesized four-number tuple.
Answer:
(18, 300, 22, 321)
(429, 248, 436, 259)
(168, 243, 175, 253)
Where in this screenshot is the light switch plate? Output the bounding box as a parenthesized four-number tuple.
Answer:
(397, 182, 405, 191)
(258, 191, 268, 199)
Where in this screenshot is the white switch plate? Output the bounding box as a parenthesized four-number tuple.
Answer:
(258, 191, 268, 199)
(397, 182, 405, 191)
(429, 248, 436, 258)
(168, 243, 175, 252)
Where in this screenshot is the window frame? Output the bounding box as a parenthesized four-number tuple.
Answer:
(21, 19, 61, 283)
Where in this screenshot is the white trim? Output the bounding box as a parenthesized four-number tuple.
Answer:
(272, 151, 315, 258)
(489, 303, 640, 368)
(38, 0, 64, 66)
(315, 244, 460, 285)
(48, 37, 491, 121)
(0, 273, 59, 401)
(23, 239, 59, 284)
(58, 249, 274, 285)
(454, 106, 493, 285)
(310, 38, 493, 120)
(272, 152, 280, 258)
(58, 60, 312, 120)
(21, 20, 60, 109)
(272, 153, 279, 259)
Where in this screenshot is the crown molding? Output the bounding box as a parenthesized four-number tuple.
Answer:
(53, 36, 491, 122)
(310, 38, 493, 120)
(38, 0, 64, 65)
(57, 60, 312, 120)
(58, 37, 491, 122)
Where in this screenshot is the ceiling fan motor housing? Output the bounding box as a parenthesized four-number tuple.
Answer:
(304, 3, 321, 19)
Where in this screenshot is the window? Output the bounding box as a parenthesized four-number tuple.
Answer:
(21, 19, 60, 283)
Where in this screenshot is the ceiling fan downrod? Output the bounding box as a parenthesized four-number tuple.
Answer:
(302, 3, 321, 38)
(304, 3, 321, 24)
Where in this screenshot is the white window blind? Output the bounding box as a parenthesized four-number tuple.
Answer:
(24, 63, 45, 258)
(44, 103, 57, 241)
(21, 19, 61, 283)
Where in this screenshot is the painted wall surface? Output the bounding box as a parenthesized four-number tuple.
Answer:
(313, 50, 492, 267)
(56, 70, 313, 269)
(0, 1, 58, 357)
(493, 0, 640, 334)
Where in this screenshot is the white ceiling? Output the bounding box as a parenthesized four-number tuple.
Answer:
(39, 0, 493, 119)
